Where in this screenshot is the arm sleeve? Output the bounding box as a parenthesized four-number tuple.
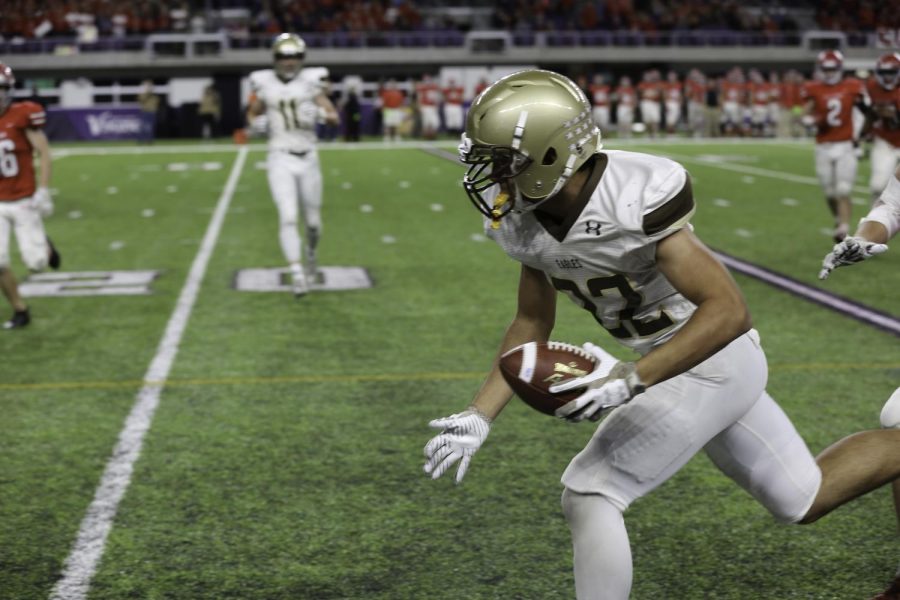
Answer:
(862, 175, 900, 239)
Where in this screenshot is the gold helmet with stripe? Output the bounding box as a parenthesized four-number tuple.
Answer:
(459, 69, 601, 223)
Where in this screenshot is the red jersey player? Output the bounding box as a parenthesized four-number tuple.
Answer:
(637, 70, 662, 136)
(442, 78, 465, 134)
(614, 76, 636, 138)
(866, 52, 900, 203)
(416, 74, 441, 140)
(801, 50, 870, 241)
(589, 74, 611, 130)
(0, 62, 60, 329)
(662, 71, 682, 134)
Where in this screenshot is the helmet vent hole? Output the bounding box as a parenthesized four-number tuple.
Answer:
(541, 147, 557, 166)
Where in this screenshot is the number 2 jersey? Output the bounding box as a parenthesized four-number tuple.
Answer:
(801, 78, 867, 143)
(0, 101, 45, 201)
(248, 67, 328, 153)
(486, 150, 697, 355)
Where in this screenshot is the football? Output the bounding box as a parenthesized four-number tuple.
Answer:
(499, 341, 596, 416)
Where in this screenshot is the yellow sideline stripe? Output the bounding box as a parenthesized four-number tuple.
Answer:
(0, 362, 898, 393)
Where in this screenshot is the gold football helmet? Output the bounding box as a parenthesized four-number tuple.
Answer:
(459, 69, 601, 223)
(272, 33, 306, 80)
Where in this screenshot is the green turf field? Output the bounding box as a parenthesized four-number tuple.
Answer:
(1, 139, 898, 599)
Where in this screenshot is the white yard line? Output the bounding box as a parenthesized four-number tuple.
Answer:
(48, 145, 249, 600)
(657, 150, 870, 195)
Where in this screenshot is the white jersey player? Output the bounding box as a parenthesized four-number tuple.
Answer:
(247, 33, 339, 297)
(422, 70, 900, 600)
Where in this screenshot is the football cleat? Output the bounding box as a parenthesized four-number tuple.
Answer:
(47, 236, 61, 270)
(3, 308, 30, 330)
(290, 270, 309, 298)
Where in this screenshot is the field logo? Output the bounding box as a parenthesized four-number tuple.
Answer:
(20, 271, 160, 297)
(234, 266, 373, 293)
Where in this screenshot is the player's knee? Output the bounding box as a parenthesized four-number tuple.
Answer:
(561, 488, 623, 527)
(879, 388, 900, 429)
(280, 217, 298, 230)
(24, 253, 47, 272)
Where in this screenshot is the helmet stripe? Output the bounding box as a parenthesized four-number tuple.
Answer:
(511, 110, 528, 151)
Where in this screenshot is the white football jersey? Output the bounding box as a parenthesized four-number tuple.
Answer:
(486, 150, 698, 354)
(249, 67, 329, 152)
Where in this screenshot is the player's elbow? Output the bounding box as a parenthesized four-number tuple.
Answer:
(724, 296, 753, 340)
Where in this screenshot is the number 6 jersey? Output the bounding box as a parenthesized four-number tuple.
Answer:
(248, 67, 328, 153)
(486, 150, 698, 355)
(0, 100, 45, 201)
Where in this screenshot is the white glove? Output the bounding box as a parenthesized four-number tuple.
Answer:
(32, 187, 53, 218)
(249, 114, 269, 136)
(818, 236, 888, 280)
(423, 409, 491, 484)
(550, 342, 644, 422)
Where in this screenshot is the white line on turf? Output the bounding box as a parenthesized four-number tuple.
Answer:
(660, 150, 870, 195)
(49, 145, 249, 600)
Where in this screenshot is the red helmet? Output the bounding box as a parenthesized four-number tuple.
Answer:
(0, 63, 14, 112)
(816, 49, 844, 84)
(875, 52, 900, 90)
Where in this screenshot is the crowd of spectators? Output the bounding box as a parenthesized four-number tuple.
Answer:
(491, 0, 800, 34)
(0, 0, 888, 41)
(814, 0, 900, 31)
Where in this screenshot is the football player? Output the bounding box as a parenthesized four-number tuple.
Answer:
(442, 78, 466, 135)
(415, 74, 441, 140)
(423, 69, 900, 600)
(0, 62, 60, 329)
(613, 76, 636, 138)
(820, 163, 900, 600)
(637, 70, 662, 137)
(802, 50, 870, 242)
(866, 52, 900, 204)
(247, 33, 340, 297)
(588, 74, 611, 131)
(662, 70, 682, 135)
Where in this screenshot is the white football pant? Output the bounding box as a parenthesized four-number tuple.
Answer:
(561, 330, 821, 599)
(640, 100, 660, 126)
(722, 101, 742, 126)
(592, 106, 610, 130)
(665, 101, 681, 129)
(870, 137, 900, 202)
(266, 150, 322, 267)
(419, 105, 440, 133)
(0, 196, 49, 270)
(616, 106, 633, 137)
(814, 141, 858, 198)
(443, 103, 464, 132)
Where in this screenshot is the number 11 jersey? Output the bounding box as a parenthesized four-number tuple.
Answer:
(249, 67, 328, 153)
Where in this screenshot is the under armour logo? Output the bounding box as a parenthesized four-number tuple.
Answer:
(585, 220, 602, 236)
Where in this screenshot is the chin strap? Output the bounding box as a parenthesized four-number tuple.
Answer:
(490, 192, 509, 229)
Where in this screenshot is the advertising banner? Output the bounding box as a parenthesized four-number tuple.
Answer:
(45, 107, 144, 141)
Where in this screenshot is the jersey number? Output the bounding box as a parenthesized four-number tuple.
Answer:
(279, 99, 302, 130)
(0, 139, 18, 177)
(551, 274, 674, 340)
(825, 98, 842, 128)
